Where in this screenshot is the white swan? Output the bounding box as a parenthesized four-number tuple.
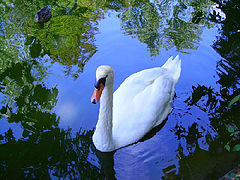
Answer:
(91, 55, 181, 152)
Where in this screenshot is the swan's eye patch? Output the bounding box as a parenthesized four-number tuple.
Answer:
(95, 75, 108, 90)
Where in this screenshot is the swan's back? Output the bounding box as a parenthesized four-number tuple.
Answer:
(112, 55, 181, 149)
(161, 55, 181, 82)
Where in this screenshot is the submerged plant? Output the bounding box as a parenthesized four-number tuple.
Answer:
(224, 94, 240, 152)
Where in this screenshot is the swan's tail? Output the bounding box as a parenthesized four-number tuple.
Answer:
(162, 55, 181, 82)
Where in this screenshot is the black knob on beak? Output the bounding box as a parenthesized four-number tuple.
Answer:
(92, 99, 96, 104)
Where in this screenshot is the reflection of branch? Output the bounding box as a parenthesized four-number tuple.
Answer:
(184, 84, 220, 114)
(119, 0, 212, 56)
(96, 150, 116, 180)
(0, 128, 105, 179)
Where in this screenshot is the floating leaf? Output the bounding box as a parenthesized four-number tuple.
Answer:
(224, 144, 230, 151)
(233, 144, 240, 151)
(228, 127, 235, 133)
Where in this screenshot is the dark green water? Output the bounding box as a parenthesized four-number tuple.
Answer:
(0, 0, 239, 179)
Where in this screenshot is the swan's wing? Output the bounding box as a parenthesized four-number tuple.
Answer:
(113, 67, 166, 107)
(112, 68, 175, 147)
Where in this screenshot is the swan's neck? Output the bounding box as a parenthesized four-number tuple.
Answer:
(93, 83, 115, 151)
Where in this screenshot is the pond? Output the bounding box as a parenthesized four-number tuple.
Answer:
(0, 0, 240, 179)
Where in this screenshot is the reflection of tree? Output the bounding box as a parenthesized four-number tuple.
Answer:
(32, 14, 97, 79)
(118, 0, 214, 56)
(0, 53, 105, 179)
(0, 59, 58, 134)
(166, 103, 240, 179)
(211, 0, 240, 93)
(0, 1, 117, 178)
(1, 0, 104, 79)
(0, 45, 108, 179)
(185, 0, 240, 124)
(0, 127, 106, 179)
(1, 1, 58, 135)
(119, 1, 163, 56)
(1, 0, 216, 70)
(163, 1, 240, 178)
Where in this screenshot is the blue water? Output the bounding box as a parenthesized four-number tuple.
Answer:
(48, 13, 220, 178)
(1, 1, 240, 179)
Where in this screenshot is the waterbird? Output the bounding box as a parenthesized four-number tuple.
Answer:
(34, 5, 52, 23)
(91, 55, 181, 152)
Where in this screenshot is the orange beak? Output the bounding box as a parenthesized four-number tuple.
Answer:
(91, 83, 104, 104)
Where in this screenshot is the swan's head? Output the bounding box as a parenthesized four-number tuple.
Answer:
(91, 65, 114, 104)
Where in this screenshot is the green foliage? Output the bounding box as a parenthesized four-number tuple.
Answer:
(0, 2, 104, 175)
(118, 0, 214, 56)
(233, 144, 240, 152)
(224, 126, 240, 152)
(1, 0, 218, 70)
(224, 94, 240, 152)
(0, 59, 59, 134)
(0, 2, 60, 131)
(0, 0, 103, 79)
(228, 127, 235, 133)
(33, 14, 96, 76)
(224, 144, 230, 152)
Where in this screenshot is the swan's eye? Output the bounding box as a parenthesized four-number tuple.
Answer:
(95, 76, 107, 90)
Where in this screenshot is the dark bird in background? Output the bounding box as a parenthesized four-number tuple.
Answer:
(34, 5, 52, 23)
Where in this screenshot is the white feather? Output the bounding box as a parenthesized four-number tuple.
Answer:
(92, 55, 181, 152)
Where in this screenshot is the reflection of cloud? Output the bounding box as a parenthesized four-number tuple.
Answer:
(56, 101, 79, 126)
(211, 4, 226, 21)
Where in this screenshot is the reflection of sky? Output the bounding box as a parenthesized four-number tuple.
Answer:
(48, 12, 220, 128)
(47, 62, 98, 130)
(0, 93, 23, 139)
(0, 118, 23, 140)
(45, 11, 221, 178)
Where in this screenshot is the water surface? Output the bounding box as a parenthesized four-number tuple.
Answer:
(0, 0, 240, 179)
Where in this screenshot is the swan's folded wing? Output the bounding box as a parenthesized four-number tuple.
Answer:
(113, 67, 167, 109)
(112, 69, 175, 147)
